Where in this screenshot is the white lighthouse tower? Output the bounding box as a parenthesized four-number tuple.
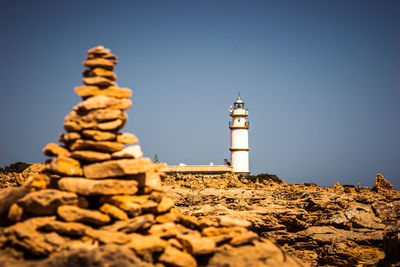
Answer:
(229, 94, 250, 174)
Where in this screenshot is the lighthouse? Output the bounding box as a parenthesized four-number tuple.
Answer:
(229, 94, 250, 174)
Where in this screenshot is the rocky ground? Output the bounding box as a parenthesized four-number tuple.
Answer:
(164, 173, 400, 266)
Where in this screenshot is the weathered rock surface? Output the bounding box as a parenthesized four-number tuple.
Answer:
(168, 173, 400, 266)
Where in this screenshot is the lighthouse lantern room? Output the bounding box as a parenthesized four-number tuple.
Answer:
(229, 94, 250, 174)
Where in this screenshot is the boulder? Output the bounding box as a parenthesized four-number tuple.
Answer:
(102, 214, 154, 233)
(58, 178, 138, 196)
(57, 205, 110, 226)
(127, 234, 168, 255)
(99, 203, 129, 220)
(177, 234, 216, 255)
(17, 189, 78, 216)
(47, 156, 83, 176)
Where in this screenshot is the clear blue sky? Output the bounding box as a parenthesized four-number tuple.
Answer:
(0, 0, 399, 188)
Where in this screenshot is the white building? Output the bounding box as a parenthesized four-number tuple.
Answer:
(229, 95, 250, 174)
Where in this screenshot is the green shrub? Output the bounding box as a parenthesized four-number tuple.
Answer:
(244, 173, 282, 184)
(1, 162, 32, 173)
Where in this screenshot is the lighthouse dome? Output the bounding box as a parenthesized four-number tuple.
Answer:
(235, 96, 244, 104)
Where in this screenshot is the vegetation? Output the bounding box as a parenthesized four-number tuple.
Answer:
(0, 162, 32, 173)
(242, 173, 283, 184)
(153, 153, 159, 163)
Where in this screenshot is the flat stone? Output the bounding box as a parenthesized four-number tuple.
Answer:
(157, 196, 174, 213)
(112, 145, 143, 159)
(155, 208, 181, 223)
(148, 222, 181, 238)
(70, 139, 124, 153)
(43, 143, 70, 157)
(30, 174, 51, 190)
(82, 130, 116, 141)
(73, 95, 132, 111)
(83, 58, 114, 70)
(41, 220, 90, 236)
(83, 68, 117, 80)
(17, 189, 78, 216)
(64, 109, 126, 131)
(74, 86, 132, 99)
(102, 214, 154, 233)
(83, 158, 164, 179)
(179, 214, 201, 230)
(59, 132, 81, 143)
(57, 205, 110, 226)
(70, 150, 111, 162)
(85, 229, 131, 245)
(117, 132, 139, 144)
(129, 171, 164, 192)
(47, 156, 83, 176)
(159, 246, 197, 267)
(58, 177, 138, 196)
(218, 216, 251, 228)
(100, 195, 149, 217)
(97, 118, 126, 131)
(83, 77, 116, 87)
(127, 234, 168, 255)
(87, 46, 111, 55)
(177, 234, 216, 255)
(100, 203, 129, 220)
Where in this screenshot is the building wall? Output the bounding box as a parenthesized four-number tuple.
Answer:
(230, 129, 249, 149)
(230, 150, 249, 173)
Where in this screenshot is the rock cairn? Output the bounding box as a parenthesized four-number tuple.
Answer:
(0, 46, 305, 267)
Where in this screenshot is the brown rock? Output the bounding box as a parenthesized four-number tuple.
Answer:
(127, 234, 168, 255)
(159, 246, 197, 267)
(83, 58, 114, 70)
(117, 132, 139, 144)
(17, 189, 78, 216)
(59, 132, 81, 143)
(177, 234, 216, 255)
(83, 158, 164, 179)
(0, 183, 31, 216)
(157, 196, 174, 213)
(332, 182, 345, 194)
(148, 222, 181, 238)
(70, 150, 111, 162)
(70, 139, 124, 153)
(218, 216, 251, 228)
(112, 145, 143, 159)
(97, 118, 126, 131)
(155, 208, 181, 224)
(4, 217, 65, 256)
(374, 173, 394, 193)
(179, 214, 200, 230)
(83, 68, 117, 80)
(58, 177, 138, 196)
(102, 214, 154, 233)
(87, 46, 111, 55)
(130, 171, 164, 192)
(30, 174, 51, 190)
(82, 130, 116, 141)
(73, 95, 132, 111)
(41, 220, 90, 236)
(47, 156, 83, 176)
(43, 143, 70, 157)
(344, 187, 357, 193)
(7, 203, 24, 222)
(83, 77, 116, 87)
(100, 203, 129, 220)
(74, 86, 132, 99)
(101, 195, 143, 217)
(64, 109, 126, 131)
(85, 229, 131, 244)
(57, 205, 111, 226)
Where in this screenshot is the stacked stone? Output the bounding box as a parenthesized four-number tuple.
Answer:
(0, 46, 304, 267)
